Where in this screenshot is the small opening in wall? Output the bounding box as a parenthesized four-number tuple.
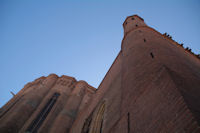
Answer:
(144, 39, 146, 42)
(150, 52, 154, 58)
(136, 24, 138, 27)
(127, 112, 130, 133)
(131, 18, 134, 20)
(125, 22, 127, 25)
(81, 113, 93, 133)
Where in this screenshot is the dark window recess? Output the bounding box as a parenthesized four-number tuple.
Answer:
(136, 24, 138, 27)
(125, 22, 127, 25)
(131, 17, 134, 20)
(144, 39, 146, 42)
(100, 118, 104, 133)
(127, 112, 130, 133)
(150, 52, 154, 58)
(81, 112, 93, 133)
(26, 93, 60, 133)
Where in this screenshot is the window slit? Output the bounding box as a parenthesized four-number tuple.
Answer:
(127, 112, 130, 133)
(150, 52, 154, 58)
(26, 93, 60, 133)
(81, 111, 93, 133)
(100, 119, 104, 133)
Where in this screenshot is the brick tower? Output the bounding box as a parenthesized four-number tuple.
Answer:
(120, 15, 200, 132)
(0, 15, 200, 133)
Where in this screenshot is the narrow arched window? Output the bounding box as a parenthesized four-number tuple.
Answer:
(90, 102, 105, 133)
(26, 92, 60, 133)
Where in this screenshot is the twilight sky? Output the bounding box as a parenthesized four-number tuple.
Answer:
(0, 0, 200, 107)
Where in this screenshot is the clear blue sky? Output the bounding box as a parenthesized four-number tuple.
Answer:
(0, 0, 200, 107)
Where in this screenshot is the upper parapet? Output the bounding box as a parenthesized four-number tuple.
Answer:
(123, 15, 147, 35)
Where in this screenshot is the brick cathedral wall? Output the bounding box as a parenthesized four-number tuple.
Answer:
(119, 26, 200, 132)
(1, 15, 200, 133)
(0, 74, 58, 133)
(70, 53, 122, 133)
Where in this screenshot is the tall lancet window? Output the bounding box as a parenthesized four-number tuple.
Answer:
(26, 92, 60, 133)
(90, 102, 105, 133)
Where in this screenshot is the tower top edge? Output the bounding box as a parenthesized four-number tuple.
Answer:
(123, 14, 144, 25)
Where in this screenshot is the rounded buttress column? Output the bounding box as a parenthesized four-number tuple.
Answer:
(121, 15, 148, 115)
(19, 75, 76, 133)
(0, 74, 58, 133)
(49, 81, 89, 133)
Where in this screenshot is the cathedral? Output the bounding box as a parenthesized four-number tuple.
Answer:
(0, 15, 200, 133)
